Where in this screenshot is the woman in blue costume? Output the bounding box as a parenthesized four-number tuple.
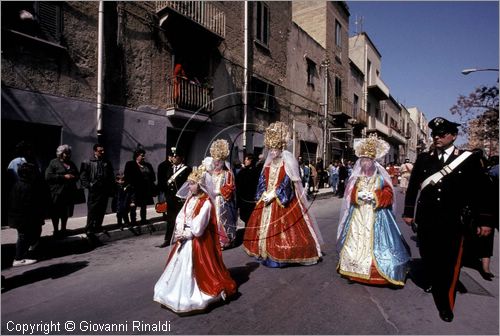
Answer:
(336, 134, 410, 286)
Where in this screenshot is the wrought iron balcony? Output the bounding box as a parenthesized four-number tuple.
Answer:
(351, 107, 368, 126)
(332, 97, 353, 118)
(156, 1, 225, 38)
(165, 76, 213, 115)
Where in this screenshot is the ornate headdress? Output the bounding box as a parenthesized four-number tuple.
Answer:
(354, 134, 390, 159)
(209, 139, 230, 161)
(264, 121, 290, 150)
(187, 165, 206, 184)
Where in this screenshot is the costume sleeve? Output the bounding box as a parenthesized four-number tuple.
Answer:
(190, 200, 211, 237)
(374, 178, 393, 209)
(350, 183, 359, 206)
(275, 174, 294, 207)
(220, 170, 236, 201)
(255, 171, 266, 201)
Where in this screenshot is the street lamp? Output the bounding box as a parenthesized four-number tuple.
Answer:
(461, 68, 499, 75)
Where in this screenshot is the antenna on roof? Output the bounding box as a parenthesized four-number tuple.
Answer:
(354, 15, 364, 34)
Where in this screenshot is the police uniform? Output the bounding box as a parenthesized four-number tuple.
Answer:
(159, 149, 191, 245)
(403, 117, 493, 322)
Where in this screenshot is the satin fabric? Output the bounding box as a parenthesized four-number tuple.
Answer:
(243, 160, 321, 266)
(337, 175, 410, 285)
(212, 169, 237, 247)
(154, 194, 236, 313)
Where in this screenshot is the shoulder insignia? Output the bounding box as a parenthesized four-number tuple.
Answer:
(454, 148, 460, 155)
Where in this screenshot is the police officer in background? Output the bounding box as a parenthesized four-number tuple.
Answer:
(402, 117, 494, 323)
(155, 148, 191, 248)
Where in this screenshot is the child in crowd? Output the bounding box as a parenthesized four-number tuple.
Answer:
(111, 173, 136, 231)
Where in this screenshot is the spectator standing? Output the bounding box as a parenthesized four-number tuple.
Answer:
(8, 163, 50, 266)
(236, 153, 259, 227)
(399, 159, 414, 193)
(329, 161, 339, 194)
(337, 161, 349, 197)
(80, 144, 114, 244)
(111, 173, 136, 232)
(124, 147, 157, 233)
(45, 144, 79, 238)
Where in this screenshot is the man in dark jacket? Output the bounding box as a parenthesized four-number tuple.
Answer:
(403, 117, 494, 322)
(236, 153, 259, 226)
(156, 148, 191, 248)
(80, 144, 114, 243)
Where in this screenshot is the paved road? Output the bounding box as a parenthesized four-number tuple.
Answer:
(1, 192, 498, 335)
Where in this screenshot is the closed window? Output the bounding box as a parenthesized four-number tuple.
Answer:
(255, 2, 269, 46)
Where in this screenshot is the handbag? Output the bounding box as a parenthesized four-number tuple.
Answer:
(155, 201, 168, 214)
(73, 188, 86, 204)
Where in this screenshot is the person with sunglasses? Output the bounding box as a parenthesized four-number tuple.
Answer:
(402, 117, 494, 322)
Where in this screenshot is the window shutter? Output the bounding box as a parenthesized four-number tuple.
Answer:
(37, 2, 61, 41)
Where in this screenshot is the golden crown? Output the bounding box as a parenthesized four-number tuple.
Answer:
(354, 134, 390, 159)
(187, 165, 206, 184)
(264, 121, 290, 149)
(209, 139, 230, 161)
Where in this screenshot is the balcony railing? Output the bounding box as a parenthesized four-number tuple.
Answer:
(352, 107, 368, 125)
(165, 76, 213, 113)
(332, 97, 353, 117)
(156, 1, 225, 38)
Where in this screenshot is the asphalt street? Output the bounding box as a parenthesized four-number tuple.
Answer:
(1, 191, 498, 335)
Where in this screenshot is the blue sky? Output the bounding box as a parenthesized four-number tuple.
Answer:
(347, 1, 499, 144)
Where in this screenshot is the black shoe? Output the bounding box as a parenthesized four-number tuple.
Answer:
(423, 285, 432, 293)
(439, 310, 454, 322)
(480, 269, 495, 281)
(456, 281, 468, 294)
(156, 241, 169, 248)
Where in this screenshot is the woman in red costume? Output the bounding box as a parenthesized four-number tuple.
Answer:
(243, 122, 323, 267)
(154, 165, 236, 314)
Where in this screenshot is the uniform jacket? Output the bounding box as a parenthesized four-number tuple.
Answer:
(165, 164, 192, 202)
(404, 147, 494, 229)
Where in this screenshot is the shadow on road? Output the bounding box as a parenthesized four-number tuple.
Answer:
(1, 261, 89, 293)
(1, 236, 95, 270)
(229, 262, 260, 287)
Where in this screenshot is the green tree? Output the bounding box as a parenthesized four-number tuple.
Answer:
(450, 85, 499, 154)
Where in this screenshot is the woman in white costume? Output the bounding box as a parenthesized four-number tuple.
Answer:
(153, 165, 237, 314)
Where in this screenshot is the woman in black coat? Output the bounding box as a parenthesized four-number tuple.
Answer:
(124, 148, 157, 228)
(45, 144, 79, 238)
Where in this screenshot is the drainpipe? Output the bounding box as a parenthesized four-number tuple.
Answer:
(242, 1, 249, 154)
(322, 66, 328, 164)
(97, 1, 104, 140)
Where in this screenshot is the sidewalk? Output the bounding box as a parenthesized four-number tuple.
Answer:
(1, 187, 335, 246)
